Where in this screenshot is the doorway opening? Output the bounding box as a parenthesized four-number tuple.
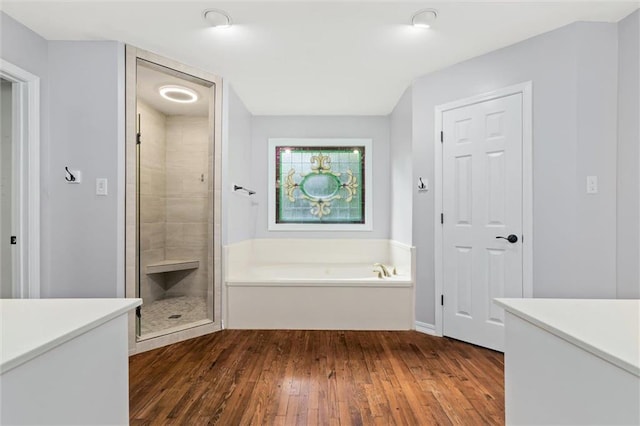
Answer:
(0, 59, 40, 299)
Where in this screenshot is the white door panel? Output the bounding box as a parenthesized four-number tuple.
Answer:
(442, 93, 523, 352)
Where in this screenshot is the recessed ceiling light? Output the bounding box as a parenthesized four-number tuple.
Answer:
(203, 8, 232, 28)
(412, 9, 438, 28)
(159, 85, 198, 104)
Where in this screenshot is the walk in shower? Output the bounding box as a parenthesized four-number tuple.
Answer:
(126, 47, 222, 349)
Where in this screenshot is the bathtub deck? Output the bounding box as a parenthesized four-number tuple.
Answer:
(129, 329, 505, 425)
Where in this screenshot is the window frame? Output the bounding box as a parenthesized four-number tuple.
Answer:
(268, 138, 373, 231)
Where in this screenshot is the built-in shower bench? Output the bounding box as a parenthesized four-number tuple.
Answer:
(146, 259, 200, 274)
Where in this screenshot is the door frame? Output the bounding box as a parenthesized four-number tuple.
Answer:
(124, 45, 223, 354)
(434, 81, 533, 337)
(0, 59, 40, 299)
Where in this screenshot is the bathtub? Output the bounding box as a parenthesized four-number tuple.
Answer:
(233, 263, 410, 283)
(224, 239, 415, 330)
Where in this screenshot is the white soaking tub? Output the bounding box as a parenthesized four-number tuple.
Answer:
(235, 263, 410, 283)
(224, 239, 415, 330)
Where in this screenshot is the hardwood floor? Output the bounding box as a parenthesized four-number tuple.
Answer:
(129, 330, 504, 425)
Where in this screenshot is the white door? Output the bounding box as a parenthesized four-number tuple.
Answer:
(442, 93, 523, 352)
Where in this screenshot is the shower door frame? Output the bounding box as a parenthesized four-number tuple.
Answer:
(124, 45, 223, 354)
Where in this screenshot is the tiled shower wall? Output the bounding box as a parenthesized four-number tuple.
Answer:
(138, 101, 210, 303)
(138, 100, 167, 303)
(165, 116, 210, 299)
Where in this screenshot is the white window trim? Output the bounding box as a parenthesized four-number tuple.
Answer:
(268, 138, 373, 231)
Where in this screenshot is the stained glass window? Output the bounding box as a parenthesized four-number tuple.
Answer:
(274, 145, 366, 224)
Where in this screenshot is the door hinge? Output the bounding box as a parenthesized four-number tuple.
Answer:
(440, 131, 444, 143)
(136, 113, 142, 144)
(136, 306, 141, 319)
(440, 213, 444, 224)
(441, 294, 444, 306)
(10, 236, 16, 245)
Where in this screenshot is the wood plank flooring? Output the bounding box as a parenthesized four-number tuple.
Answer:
(129, 330, 504, 425)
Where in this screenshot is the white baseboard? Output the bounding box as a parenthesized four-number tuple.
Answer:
(415, 321, 437, 336)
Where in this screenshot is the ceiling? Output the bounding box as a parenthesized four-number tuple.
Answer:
(137, 62, 210, 116)
(3, 1, 638, 115)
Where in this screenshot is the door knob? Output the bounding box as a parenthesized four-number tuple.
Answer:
(496, 234, 518, 243)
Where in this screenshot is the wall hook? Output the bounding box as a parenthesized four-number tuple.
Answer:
(65, 167, 76, 182)
(65, 167, 81, 183)
(417, 177, 428, 191)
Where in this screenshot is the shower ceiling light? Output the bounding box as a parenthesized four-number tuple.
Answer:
(412, 9, 438, 28)
(159, 85, 199, 103)
(203, 8, 232, 28)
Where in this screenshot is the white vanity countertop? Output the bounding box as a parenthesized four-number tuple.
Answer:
(495, 298, 640, 377)
(0, 298, 141, 374)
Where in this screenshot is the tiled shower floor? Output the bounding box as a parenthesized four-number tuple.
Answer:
(140, 295, 208, 336)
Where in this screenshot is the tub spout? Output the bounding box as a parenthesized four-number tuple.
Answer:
(373, 263, 391, 277)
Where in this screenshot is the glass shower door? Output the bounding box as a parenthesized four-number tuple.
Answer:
(135, 58, 215, 340)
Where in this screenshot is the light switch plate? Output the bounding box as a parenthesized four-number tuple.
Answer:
(586, 176, 598, 194)
(96, 178, 108, 196)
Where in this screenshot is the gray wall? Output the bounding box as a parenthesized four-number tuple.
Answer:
(0, 13, 49, 82)
(5, 20, 223, 299)
(412, 22, 619, 325)
(46, 41, 124, 297)
(617, 10, 640, 298)
(250, 115, 390, 239)
(1, 14, 125, 298)
(389, 87, 413, 245)
(222, 84, 255, 245)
